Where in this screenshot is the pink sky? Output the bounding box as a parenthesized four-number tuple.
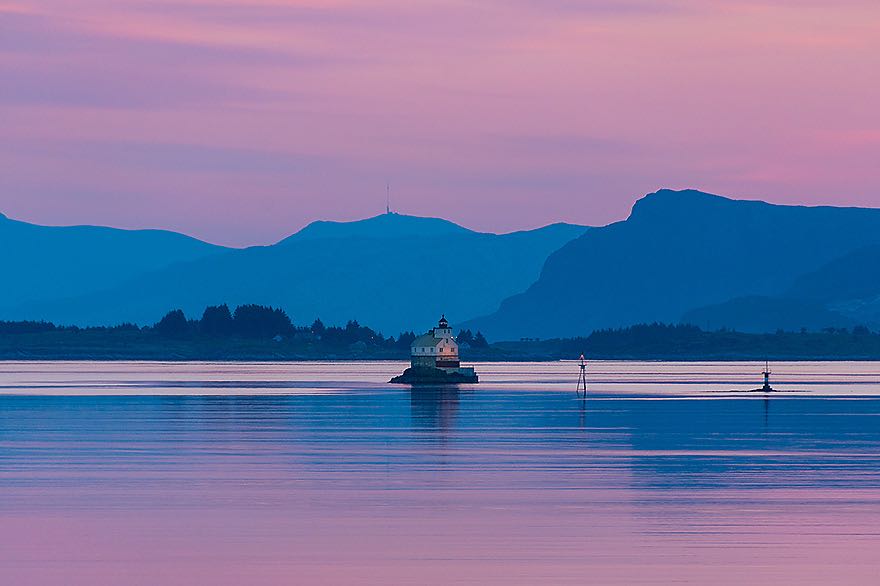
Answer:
(1, 0, 878, 246)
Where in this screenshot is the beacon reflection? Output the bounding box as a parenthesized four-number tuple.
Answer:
(410, 387, 461, 437)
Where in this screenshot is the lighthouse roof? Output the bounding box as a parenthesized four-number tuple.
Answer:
(411, 333, 443, 348)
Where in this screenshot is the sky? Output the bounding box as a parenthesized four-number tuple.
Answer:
(1, 0, 878, 246)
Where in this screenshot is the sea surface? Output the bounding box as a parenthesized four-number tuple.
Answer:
(2, 360, 880, 585)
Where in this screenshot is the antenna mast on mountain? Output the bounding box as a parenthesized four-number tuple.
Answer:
(386, 182, 391, 214)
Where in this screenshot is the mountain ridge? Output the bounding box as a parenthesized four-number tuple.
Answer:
(464, 189, 880, 339)
(0, 212, 227, 311)
(285, 212, 472, 243)
(3, 211, 589, 335)
(11, 189, 880, 340)
(683, 244, 880, 332)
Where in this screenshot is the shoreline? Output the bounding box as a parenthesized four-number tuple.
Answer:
(4, 354, 880, 362)
(5, 321, 880, 362)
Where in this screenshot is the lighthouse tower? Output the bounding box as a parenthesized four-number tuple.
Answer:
(434, 315, 452, 338)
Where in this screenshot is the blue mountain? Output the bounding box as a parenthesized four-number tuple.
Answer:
(683, 244, 880, 332)
(8, 213, 588, 335)
(0, 213, 225, 313)
(681, 296, 856, 333)
(465, 189, 880, 339)
(289, 212, 471, 241)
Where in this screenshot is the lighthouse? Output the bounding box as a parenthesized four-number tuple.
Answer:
(410, 315, 460, 370)
(390, 315, 478, 384)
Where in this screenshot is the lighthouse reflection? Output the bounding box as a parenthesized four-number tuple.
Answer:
(409, 387, 461, 437)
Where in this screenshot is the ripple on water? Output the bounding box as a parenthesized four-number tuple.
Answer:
(1, 361, 880, 584)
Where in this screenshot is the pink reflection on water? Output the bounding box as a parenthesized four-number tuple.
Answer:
(3, 360, 880, 396)
(3, 487, 880, 585)
(2, 361, 880, 584)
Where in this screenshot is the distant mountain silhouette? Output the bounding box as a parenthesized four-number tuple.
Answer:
(10, 213, 588, 334)
(288, 212, 470, 241)
(681, 296, 855, 333)
(465, 189, 880, 339)
(788, 244, 880, 304)
(0, 214, 225, 314)
(683, 244, 880, 332)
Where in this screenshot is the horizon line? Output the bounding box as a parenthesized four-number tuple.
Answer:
(3, 187, 871, 249)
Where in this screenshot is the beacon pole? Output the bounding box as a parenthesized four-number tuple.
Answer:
(577, 354, 588, 399)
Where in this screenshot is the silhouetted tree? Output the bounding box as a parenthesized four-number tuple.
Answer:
(456, 329, 474, 345)
(472, 331, 489, 348)
(311, 318, 326, 337)
(232, 304, 294, 338)
(316, 320, 384, 347)
(155, 309, 189, 337)
(396, 331, 416, 349)
(0, 320, 56, 334)
(344, 320, 382, 344)
(200, 304, 234, 336)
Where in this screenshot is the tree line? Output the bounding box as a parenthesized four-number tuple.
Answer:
(3, 313, 880, 359)
(0, 304, 491, 351)
(496, 322, 880, 360)
(157, 303, 409, 348)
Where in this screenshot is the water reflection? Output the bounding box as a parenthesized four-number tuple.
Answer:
(605, 395, 880, 490)
(409, 387, 461, 437)
(3, 361, 880, 585)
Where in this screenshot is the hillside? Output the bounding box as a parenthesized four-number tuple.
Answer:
(466, 189, 880, 340)
(683, 245, 880, 332)
(10, 213, 588, 335)
(681, 296, 855, 333)
(0, 213, 225, 313)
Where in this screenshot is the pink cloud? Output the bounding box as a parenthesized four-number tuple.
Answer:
(1, 0, 878, 245)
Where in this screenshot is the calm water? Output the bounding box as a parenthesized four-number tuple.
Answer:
(2, 360, 880, 585)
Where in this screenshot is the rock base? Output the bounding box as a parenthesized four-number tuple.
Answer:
(390, 366, 479, 385)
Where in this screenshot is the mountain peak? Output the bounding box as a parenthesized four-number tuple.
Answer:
(637, 188, 732, 206)
(629, 189, 748, 223)
(282, 212, 473, 243)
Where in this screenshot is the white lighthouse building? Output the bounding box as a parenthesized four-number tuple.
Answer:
(389, 315, 478, 383)
(411, 315, 461, 369)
